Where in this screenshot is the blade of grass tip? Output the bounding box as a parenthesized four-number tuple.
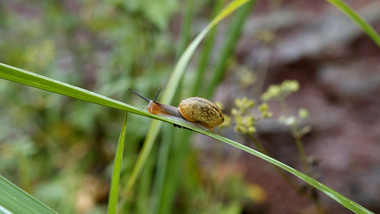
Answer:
(0, 175, 57, 214)
(195, 129, 374, 214)
(123, 0, 252, 197)
(206, 0, 256, 98)
(0, 62, 143, 115)
(107, 113, 128, 214)
(128, 107, 373, 214)
(326, 0, 380, 47)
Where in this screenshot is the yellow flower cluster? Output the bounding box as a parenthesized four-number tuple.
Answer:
(261, 80, 299, 101)
(232, 97, 256, 134)
(258, 103, 272, 118)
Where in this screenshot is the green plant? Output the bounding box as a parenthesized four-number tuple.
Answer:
(0, 0, 379, 213)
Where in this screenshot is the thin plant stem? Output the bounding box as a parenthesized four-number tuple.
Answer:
(279, 98, 310, 175)
(293, 131, 310, 175)
(248, 134, 299, 190)
(248, 133, 325, 213)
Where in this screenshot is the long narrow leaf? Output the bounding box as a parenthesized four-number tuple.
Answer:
(327, 0, 380, 47)
(107, 113, 128, 214)
(0, 63, 374, 213)
(203, 132, 374, 214)
(0, 63, 195, 134)
(206, 0, 256, 98)
(151, 126, 174, 214)
(0, 175, 56, 214)
(0, 62, 155, 120)
(161, 0, 251, 103)
(192, 0, 225, 97)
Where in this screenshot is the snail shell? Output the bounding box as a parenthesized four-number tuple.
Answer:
(128, 88, 224, 130)
(178, 97, 224, 129)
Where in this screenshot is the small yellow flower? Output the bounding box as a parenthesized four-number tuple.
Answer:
(281, 80, 299, 93)
(298, 108, 309, 119)
(236, 66, 257, 88)
(231, 108, 240, 116)
(256, 29, 276, 44)
(259, 103, 273, 118)
(261, 80, 300, 101)
(234, 97, 255, 113)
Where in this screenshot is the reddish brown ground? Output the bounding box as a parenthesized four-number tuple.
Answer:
(206, 1, 380, 213)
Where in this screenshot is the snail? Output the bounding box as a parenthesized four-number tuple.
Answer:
(128, 88, 224, 130)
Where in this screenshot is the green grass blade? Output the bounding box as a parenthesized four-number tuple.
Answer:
(161, 0, 250, 103)
(327, 0, 380, 47)
(0, 0, 373, 211)
(151, 126, 174, 214)
(0, 175, 57, 214)
(206, 0, 256, 98)
(121, 106, 373, 213)
(0, 62, 138, 113)
(157, 131, 192, 214)
(192, 0, 225, 97)
(0, 60, 373, 212)
(124, 0, 252, 197)
(107, 113, 128, 214)
(0, 63, 195, 132)
(176, 0, 194, 57)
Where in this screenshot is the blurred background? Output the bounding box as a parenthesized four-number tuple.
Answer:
(0, 0, 380, 213)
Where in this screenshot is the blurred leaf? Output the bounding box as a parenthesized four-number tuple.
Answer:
(0, 62, 140, 116)
(206, 0, 256, 98)
(107, 113, 128, 214)
(0, 175, 56, 214)
(327, 0, 380, 47)
(123, 0, 178, 29)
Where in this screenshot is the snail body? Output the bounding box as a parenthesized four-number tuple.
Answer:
(128, 88, 224, 130)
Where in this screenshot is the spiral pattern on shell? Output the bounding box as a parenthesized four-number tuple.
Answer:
(178, 97, 224, 129)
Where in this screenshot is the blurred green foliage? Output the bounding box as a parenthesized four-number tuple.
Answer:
(1, 0, 378, 213)
(0, 0, 253, 213)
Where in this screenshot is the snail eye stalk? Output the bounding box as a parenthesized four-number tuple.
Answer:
(128, 88, 152, 103)
(152, 88, 161, 102)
